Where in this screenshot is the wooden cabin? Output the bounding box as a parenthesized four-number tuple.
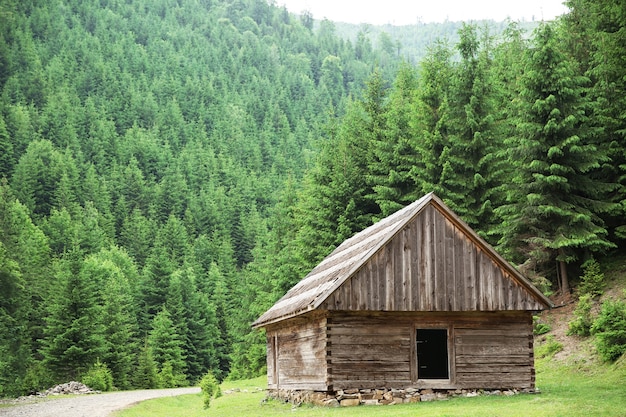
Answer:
(252, 193, 552, 396)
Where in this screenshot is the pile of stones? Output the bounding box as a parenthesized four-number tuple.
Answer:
(44, 381, 98, 396)
(268, 386, 539, 407)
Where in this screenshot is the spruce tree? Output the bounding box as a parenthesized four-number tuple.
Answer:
(564, 0, 626, 239)
(0, 183, 51, 392)
(0, 116, 14, 178)
(85, 253, 138, 390)
(207, 265, 232, 381)
(413, 40, 454, 196)
(133, 340, 159, 389)
(147, 307, 187, 387)
(439, 24, 503, 238)
(496, 22, 617, 294)
(368, 62, 421, 217)
(0, 242, 29, 396)
(41, 249, 105, 382)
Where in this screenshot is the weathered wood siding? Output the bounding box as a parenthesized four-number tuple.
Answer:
(266, 313, 328, 391)
(327, 311, 535, 391)
(328, 313, 411, 390)
(321, 205, 545, 312)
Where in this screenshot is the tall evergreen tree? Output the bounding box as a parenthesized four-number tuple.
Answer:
(496, 22, 617, 294)
(207, 265, 232, 381)
(10, 140, 73, 219)
(413, 40, 454, 197)
(138, 245, 175, 333)
(82, 251, 138, 390)
(165, 268, 216, 382)
(147, 307, 187, 387)
(0, 182, 51, 393)
(133, 340, 159, 389)
(564, 0, 626, 240)
(439, 24, 503, 238)
(0, 116, 14, 178)
(368, 62, 421, 216)
(0, 242, 29, 396)
(41, 249, 105, 381)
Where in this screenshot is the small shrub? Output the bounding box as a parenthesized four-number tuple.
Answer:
(82, 359, 114, 391)
(199, 371, 220, 409)
(567, 294, 594, 336)
(533, 316, 551, 335)
(158, 361, 188, 388)
(591, 299, 626, 362)
(536, 335, 563, 358)
(133, 343, 159, 389)
(20, 362, 54, 395)
(578, 258, 605, 298)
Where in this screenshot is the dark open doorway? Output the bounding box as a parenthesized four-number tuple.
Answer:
(416, 328, 449, 379)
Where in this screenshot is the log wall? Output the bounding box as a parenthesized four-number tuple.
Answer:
(327, 311, 535, 391)
(266, 313, 328, 391)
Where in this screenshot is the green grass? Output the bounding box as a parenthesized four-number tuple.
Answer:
(114, 359, 626, 417)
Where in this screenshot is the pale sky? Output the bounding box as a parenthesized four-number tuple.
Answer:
(277, 0, 569, 25)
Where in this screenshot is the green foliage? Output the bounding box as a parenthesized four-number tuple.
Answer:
(199, 371, 221, 409)
(147, 308, 187, 387)
(536, 335, 564, 359)
(158, 361, 188, 389)
(577, 258, 605, 298)
(0, 0, 624, 391)
(496, 21, 617, 293)
(591, 298, 626, 362)
(82, 359, 114, 392)
(133, 342, 159, 389)
(41, 250, 106, 382)
(533, 316, 552, 335)
(567, 294, 594, 337)
(20, 362, 54, 395)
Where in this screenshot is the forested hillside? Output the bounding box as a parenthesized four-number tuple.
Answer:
(1, 0, 625, 397)
(0, 0, 402, 395)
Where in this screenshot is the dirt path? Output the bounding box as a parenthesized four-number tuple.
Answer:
(0, 387, 201, 417)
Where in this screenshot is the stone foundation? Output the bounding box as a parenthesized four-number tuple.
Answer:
(267, 387, 539, 407)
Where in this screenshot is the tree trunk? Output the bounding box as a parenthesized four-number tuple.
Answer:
(558, 256, 570, 295)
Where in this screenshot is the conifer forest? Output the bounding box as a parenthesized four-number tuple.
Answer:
(0, 0, 624, 396)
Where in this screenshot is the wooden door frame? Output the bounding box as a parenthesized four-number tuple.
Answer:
(410, 323, 456, 389)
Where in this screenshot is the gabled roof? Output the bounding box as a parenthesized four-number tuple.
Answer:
(252, 193, 553, 328)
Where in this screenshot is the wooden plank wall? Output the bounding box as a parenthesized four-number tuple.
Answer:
(455, 326, 535, 389)
(266, 313, 328, 391)
(327, 311, 534, 391)
(321, 205, 545, 313)
(328, 313, 412, 390)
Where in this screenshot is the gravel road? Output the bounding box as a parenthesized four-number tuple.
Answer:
(0, 387, 201, 417)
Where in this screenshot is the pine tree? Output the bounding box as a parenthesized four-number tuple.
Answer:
(41, 249, 105, 381)
(439, 24, 503, 238)
(83, 252, 138, 390)
(368, 62, 421, 217)
(0, 242, 29, 396)
(133, 340, 159, 389)
(0, 182, 51, 392)
(165, 268, 215, 382)
(139, 245, 175, 333)
(564, 0, 626, 239)
(147, 308, 187, 387)
(0, 116, 15, 178)
(207, 265, 232, 381)
(413, 40, 454, 197)
(496, 22, 617, 294)
(11, 140, 69, 219)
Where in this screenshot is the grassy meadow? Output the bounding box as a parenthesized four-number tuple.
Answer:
(114, 357, 626, 417)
